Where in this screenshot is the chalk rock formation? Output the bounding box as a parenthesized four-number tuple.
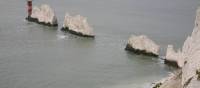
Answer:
(61, 13, 94, 38)
(153, 7, 200, 88)
(181, 7, 200, 88)
(125, 35, 159, 57)
(165, 45, 185, 68)
(26, 4, 58, 26)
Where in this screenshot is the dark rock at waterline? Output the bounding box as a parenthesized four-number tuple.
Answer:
(164, 59, 180, 68)
(26, 16, 58, 27)
(153, 83, 162, 88)
(125, 44, 158, 57)
(196, 69, 200, 80)
(61, 27, 95, 38)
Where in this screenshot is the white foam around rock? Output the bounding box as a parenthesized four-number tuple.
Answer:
(31, 4, 57, 25)
(63, 13, 94, 36)
(127, 35, 160, 55)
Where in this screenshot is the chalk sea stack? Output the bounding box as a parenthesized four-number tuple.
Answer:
(153, 7, 200, 88)
(164, 45, 185, 68)
(26, 4, 58, 27)
(61, 13, 95, 38)
(125, 35, 160, 57)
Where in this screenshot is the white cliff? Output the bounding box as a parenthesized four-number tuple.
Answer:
(181, 7, 200, 88)
(154, 7, 200, 88)
(62, 13, 94, 36)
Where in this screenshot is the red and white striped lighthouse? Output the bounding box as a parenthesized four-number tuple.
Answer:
(27, 0, 32, 17)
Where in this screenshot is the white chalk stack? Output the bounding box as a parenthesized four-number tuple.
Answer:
(26, 4, 58, 26)
(125, 35, 159, 57)
(61, 13, 94, 38)
(165, 45, 185, 68)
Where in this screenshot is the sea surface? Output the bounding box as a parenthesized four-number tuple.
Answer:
(0, 0, 199, 88)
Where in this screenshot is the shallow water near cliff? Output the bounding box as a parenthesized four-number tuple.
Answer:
(0, 0, 199, 88)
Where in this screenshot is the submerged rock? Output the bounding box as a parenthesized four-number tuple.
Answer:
(61, 13, 94, 38)
(153, 7, 200, 88)
(26, 4, 58, 27)
(125, 35, 159, 57)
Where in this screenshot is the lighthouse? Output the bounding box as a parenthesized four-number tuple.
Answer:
(27, 0, 32, 17)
